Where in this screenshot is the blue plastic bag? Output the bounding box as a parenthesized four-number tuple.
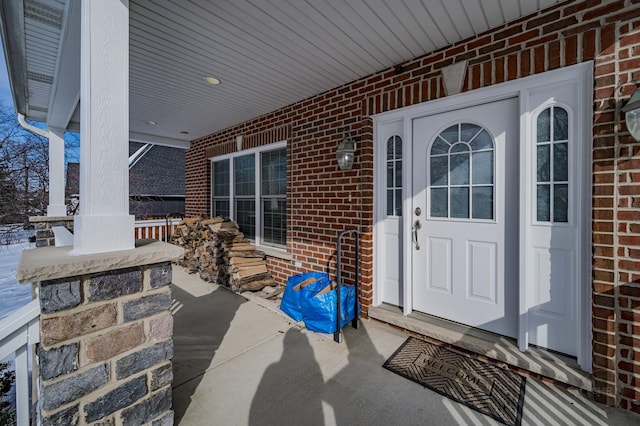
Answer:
(280, 272, 330, 322)
(302, 282, 359, 334)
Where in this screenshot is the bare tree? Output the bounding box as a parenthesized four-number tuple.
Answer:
(0, 102, 49, 224)
(65, 131, 80, 163)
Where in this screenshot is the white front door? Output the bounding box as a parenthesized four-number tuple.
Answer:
(375, 64, 591, 365)
(412, 98, 519, 337)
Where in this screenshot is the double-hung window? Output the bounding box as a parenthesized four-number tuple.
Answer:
(211, 159, 230, 218)
(211, 141, 286, 248)
(234, 155, 256, 240)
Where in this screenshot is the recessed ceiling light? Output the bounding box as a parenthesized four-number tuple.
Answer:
(203, 76, 220, 85)
(144, 120, 157, 125)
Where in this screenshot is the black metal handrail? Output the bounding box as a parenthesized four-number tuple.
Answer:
(164, 212, 184, 242)
(335, 228, 360, 343)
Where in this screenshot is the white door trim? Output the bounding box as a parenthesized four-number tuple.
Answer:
(372, 62, 593, 371)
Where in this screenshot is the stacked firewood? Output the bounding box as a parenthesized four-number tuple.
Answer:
(170, 216, 277, 292)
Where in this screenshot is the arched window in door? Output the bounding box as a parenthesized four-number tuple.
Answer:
(429, 123, 495, 220)
(535, 106, 569, 223)
(386, 135, 403, 216)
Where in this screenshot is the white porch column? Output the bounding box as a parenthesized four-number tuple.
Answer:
(47, 127, 67, 217)
(72, 0, 134, 254)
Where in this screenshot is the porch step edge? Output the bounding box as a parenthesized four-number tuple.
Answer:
(368, 305, 592, 392)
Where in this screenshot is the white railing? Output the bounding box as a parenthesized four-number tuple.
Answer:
(0, 299, 40, 426)
(134, 218, 182, 242)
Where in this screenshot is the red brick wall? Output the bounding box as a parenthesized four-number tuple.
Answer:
(186, 0, 640, 413)
(588, 1, 640, 413)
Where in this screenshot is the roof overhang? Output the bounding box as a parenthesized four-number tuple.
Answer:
(0, 1, 28, 119)
(1, 0, 563, 147)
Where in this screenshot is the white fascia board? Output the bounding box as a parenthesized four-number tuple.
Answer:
(129, 131, 190, 149)
(0, 0, 28, 116)
(47, 0, 81, 130)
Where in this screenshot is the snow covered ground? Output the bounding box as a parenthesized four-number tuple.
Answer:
(0, 228, 34, 321)
(0, 227, 34, 419)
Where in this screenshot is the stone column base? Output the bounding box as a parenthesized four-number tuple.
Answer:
(18, 240, 182, 425)
(29, 216, 74, 248)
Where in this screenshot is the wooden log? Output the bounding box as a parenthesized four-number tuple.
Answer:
(223, 243, 255, 251)
(201, 216, 225, 226)
(232, 265, 268, 280)
(170, 216, 278, 291)
(239, 278, 277, 292)
(209, 221, 239, 233)
(226, 251, 264, 259)
(235, 273, 277, 292)
(229, 257, 266, 267)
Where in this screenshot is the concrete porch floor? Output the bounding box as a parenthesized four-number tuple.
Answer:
(170, 266, 639, 426)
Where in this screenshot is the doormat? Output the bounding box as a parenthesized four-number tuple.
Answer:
(383, 337, 526, 426)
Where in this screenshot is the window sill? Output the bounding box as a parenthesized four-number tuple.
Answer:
(255, 245, 292, 261)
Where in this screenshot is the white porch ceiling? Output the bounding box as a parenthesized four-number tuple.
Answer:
(2, 0, 562, 146)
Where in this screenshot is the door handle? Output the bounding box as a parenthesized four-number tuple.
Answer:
(412, 220, 422, 250)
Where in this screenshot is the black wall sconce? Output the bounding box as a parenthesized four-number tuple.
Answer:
(336, 129, 356, 171)
(622, 86, 640, 142)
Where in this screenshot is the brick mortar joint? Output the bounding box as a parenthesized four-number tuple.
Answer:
(41, 370, 168, 421)
(39, 290, 171, 352)
(83, 284, 169, 314)
(39, 360, 108, 387)
(79, 321, 147, 366)
(611, 19, 624, 407)
(143, 310, 174, 332)
(39, 403, 78, 420)
(82, 380, 173, 411)
(111, 336, 171, 360)
(116, 288, 172, 321)
(93, 338, 172, 390)
(39, 298, 116, 322)
(40, 294, 115, 322)
(39, 339, 172, 416)
(41, 314, 145, 353)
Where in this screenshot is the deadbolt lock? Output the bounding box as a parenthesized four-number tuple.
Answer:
(415, 207, 422, 216)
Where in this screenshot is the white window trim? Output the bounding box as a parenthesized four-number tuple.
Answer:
(209, 140, 287, 251)
(531, 102, 574, 227)
(385, 134, 403, 217)
(427, 123, 496, 222)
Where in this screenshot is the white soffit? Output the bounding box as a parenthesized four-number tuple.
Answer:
(23, 0, 65, 121)
(11, 0, 562, 141)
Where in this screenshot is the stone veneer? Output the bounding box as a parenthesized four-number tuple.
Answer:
(17, 240, 181, 425)
(29, 216, 74, 248)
